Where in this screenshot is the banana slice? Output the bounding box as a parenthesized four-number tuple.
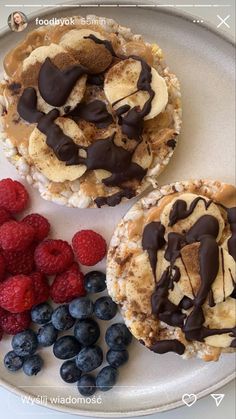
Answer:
(60, 29, 106, 47)
(204, 334, 234, 348)
(173, 243, 235, 303)
(211, 247, 235, 304)
(22, 44, 87, 115)
(104, 58, 168, 121)
(160, 193, 225, 242)
(203, 297, 236, 347)
(132, 139, 153, 169)
(155, 250, 184, 306)
(174, 243, 201, 300)
(168, 283, 184, 306)
(94, 169, 111, 182)
(29, 117, 88, 182)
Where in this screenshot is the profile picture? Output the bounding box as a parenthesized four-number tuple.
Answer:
(8, 11, 28, 32)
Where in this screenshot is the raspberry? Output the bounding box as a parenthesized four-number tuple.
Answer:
(0, 254, 6, 281)
(0, 220, 35, 251)
(30, 272, 50, 305)
(72, 230, 107, 266)
(2, 247, 35, 275)
(50, 264, 85, 303)
(22, 213, 50, 241)
(0, 178, 29, 213)
(0, 207, 13, 227)
(0, 326, 2, 341)
(1, 311, 31, 335)
(34, 239, 74, 274)
(0, 275, 35, 313)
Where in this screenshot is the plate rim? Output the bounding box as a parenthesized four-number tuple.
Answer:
(0, 1, 235, 416)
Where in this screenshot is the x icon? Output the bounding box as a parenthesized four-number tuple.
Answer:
(217, 15, 230, 29)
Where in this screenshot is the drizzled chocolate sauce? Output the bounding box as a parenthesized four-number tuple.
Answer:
(150, 339, 185, 355)
(38, 109, 80, 164)
(142, 222, 165, 277)
(87, 73, 104, 86)
(38, 58, 87, 107)
(166, 139, 176, 149)
(142, 196, 236, 354)
(68, 100, 113, 128)
(169, 197, 213, 226)
(17, 87, 44, 123)
(116, 57, 155, 141)
(185, 214, 219, 243)
(95, 188, 135, 208)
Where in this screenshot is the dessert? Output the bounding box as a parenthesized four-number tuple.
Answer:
(107, 180, 236, 361)
(0, 15, 181, 208)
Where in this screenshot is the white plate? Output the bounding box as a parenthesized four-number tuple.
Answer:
(0, 2, 235, 417)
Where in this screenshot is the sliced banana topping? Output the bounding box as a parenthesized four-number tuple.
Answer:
(160, 193, 225, 242)
(59, 29, 106, 46)
(174, 243, 201, 300)
(104, 58, 168, 120)
(211, 247, 235, 304)
(155, 250, 183, 306)
(29, 117, 88, 182)
(203, 298, 236, 347)
(22, 44, 87, 114)
(170, 242, 235, 303)
(131, 139, 153, 169)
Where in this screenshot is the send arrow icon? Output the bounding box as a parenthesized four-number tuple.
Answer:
(211, 394, 225, 407)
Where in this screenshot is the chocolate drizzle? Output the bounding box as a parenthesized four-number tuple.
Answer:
(38, 58, 87, 107)
(142, 195, 236, 355)
(17, 87, 44, 123)
(94, 188, 135, 208)
(38, 109, 80, 164)
(116, 57, 155, 141)
(150, 339, 185, 355)
(142, 222, 165, 277)
(68, 100, 113, 128)
(169, 197, 213, 226)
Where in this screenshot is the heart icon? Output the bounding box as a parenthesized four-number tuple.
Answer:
(182, 393, 197, 407)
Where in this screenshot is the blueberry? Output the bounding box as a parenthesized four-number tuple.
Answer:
(37, 323, 58, 347)
(60, 359, 81, 383)
(51, 305, 75, 331)
(106, 349, 129, 368)
(105, 323, 132, 350)
(94, 296, 117, 320)
(76, 345, 103, 372)
(96, 366, 118, 391)
(4, 351, 24, 371)
(84, 271, 106, 293)
(23, 354, 43, 376)
(31, 303, 53, 324)
(74, 319, 100, 346)
(77, 374, 96, 396)
(12, 329, 38, 356)
(69, 297, 93, 319)
(53, 336, 81, 359)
